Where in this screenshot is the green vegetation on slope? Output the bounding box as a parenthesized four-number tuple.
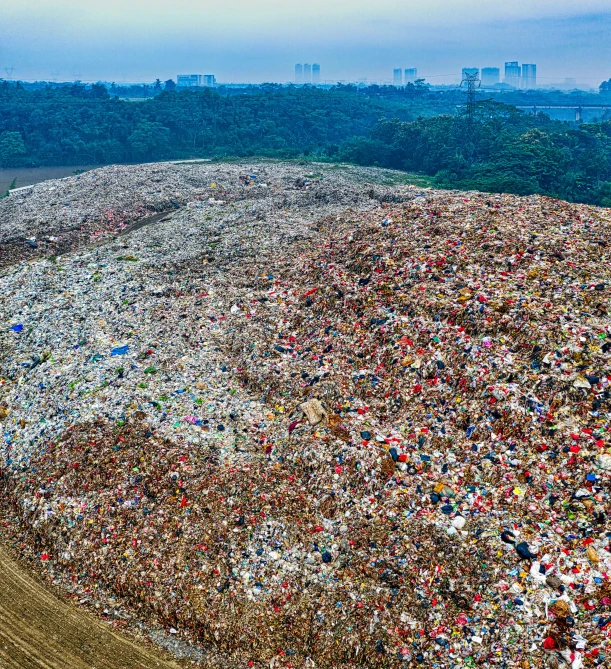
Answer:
(339, 103, 611, 206)
(0, 81, 446, 166)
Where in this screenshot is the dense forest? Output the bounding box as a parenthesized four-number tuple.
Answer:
(1, 80, 611, 206)
(0, 81, 445, 165)
(341, 104, 611, 207)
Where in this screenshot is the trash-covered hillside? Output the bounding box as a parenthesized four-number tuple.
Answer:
(1, 161, 611, 669)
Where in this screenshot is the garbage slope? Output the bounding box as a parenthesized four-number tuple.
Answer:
(1, 162, 611, 668)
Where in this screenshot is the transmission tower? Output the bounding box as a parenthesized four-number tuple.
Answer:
(461, 72, 481, 130)
(4, 66, 15, 80)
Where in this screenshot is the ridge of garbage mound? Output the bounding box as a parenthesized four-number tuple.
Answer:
(1, 163, 611, 668)
(0, 161, 411, 270)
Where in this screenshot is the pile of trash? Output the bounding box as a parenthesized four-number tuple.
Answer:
(224, 192, 611, 667)
(1, 162, 611, 668)
(0, 161, 403, 270)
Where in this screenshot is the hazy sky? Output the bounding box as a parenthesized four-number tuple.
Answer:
(1, 1, 610, 86)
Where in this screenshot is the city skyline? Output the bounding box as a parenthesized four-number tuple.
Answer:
(0, 57, 596, 90)
(1, 1, 610, 85)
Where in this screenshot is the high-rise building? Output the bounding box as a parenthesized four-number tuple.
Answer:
(176, 74, 202, 88)
(481, 67, 500, 87)
(303, 63, 312, 83)
(521, 64, 537, 89)
(462, 67, 479, 80)
(294, 64, 303, 84)
(176, 74, 216, 88)
(393, 68, 403, 86)
(404, 68, 417, 83)
(312, 63, 321, 84)
(504, 61, 521, 88)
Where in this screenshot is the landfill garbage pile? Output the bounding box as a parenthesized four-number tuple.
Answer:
(1, 162, 611, 669)
(0, 161, 403, 270)
(0, 161, 409, 467)
(222, 193, 611, 668)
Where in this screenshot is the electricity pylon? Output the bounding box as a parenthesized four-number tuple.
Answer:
(461, 72, 481, 131)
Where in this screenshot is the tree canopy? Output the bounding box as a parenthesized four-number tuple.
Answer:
(1, 80, 610, 206)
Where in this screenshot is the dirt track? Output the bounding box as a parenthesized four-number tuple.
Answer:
(0, 545, 183, 669)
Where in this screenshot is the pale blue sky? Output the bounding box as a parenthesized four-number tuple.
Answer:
(1, 0, 610, 85)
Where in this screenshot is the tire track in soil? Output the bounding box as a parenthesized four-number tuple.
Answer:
(0, 545, 183, 669)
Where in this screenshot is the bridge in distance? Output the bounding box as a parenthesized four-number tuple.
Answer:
(515, 103, 611, 122)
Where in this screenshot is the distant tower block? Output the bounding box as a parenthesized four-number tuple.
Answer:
(521, 64, 537, 89)
(393, 68, 403, 86)
(504, 61, 521, 88)
(312, 63, 321, 84)
(404, 68, 417, 83)
(295, 63, 303, 83)
(303, 63, 311, 83)
(481, 67, 500, 87)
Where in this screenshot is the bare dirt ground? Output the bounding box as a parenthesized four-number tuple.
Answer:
(0, 545, 183, 669)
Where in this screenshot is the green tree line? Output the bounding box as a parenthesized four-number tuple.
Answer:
(0, 81, 439, 166)
(1, 81, 610, 206)
(339, 103, 611, 206)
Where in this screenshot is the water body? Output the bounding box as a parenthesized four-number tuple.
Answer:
(0, 165, 98, 194)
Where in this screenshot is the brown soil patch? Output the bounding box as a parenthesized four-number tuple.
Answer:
(0, 544, 182, 669)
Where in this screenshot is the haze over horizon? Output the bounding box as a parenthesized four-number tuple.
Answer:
(1, 0, 611, 86)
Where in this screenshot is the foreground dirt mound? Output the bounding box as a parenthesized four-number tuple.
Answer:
(0, 544, 181, 669)
(1, 163, 611, 668)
